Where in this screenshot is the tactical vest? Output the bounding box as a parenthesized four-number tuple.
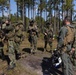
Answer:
(5, 25, 15, 40)
(64, 26, 75, 45)
(2, 23, 6, 29)
(14, 30, 22, 43)
(28, 25, 37, 36)
(44, 27, 53, 41)
(0, 37, 2, 42)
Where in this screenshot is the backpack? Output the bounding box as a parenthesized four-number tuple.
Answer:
(64, 25, 75, 45)
(51, 50, 62, 68)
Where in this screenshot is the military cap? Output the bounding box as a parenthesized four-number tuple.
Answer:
(5, 18, 11, 22)
(17, 22, 23, 25)
(29, 19, 34, 23)
(64, 16, 71, 22)
(46, 22, 50, 25)
(11, 22, 18, 27)
(16, 20, 23, 25)
(15, 22, 23, 27)
(18, 20, 23, 23)
(2, 19, 6, 22)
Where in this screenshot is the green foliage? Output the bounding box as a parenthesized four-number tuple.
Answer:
(25, 17, 30, 31)
(63, 0, 73, 10)
(0, 0, 75, 33)
(38, 0, 46, 11)
(35, 16, 45, 32)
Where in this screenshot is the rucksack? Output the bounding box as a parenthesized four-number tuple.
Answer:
(64, 25, 75, 45)
(51, 50, 62, 68)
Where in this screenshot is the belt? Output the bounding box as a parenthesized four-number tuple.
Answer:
(8, 39, 14, 41)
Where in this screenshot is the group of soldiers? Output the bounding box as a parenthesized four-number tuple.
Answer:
(0, 16, 76, 75)
(28, 19, 53, 54)
(0, 19, 54, 70)
(0, 19, 24, 70)
(28, 17, 76, 75)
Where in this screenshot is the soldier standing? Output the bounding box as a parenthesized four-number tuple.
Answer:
(2, 19, 6, 30)
(57, 16, 75, 75)
(70, 22, 76, 69)
(0, 20, 5, 61)
(14, 22, 24, 59)
(43, 22, 53, 53)
(5, 19, 16, 70)
(0, 30, 5, 61)
(28, 20, 38, 54)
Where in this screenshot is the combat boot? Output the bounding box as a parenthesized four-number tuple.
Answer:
(7, 66, 14, 70)
(44, 48, 47, 52)
(0, 55, 5, 61)
(7, 64, 16, 70)
(30, 49, 33, 54)
(16, 53, 21, 60)
(34, 48, 37, 53)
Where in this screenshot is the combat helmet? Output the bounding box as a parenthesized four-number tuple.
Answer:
(18, 20, 23, 24)
(46, 21, 50, 25)
(29, 19, 34, 23)
(2, 19, 6, 23)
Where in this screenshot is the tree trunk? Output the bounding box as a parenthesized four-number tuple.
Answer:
(20, 9, 23, 19)
(2, 5, 4, 19)
(33, 0, 35, 19)
(28, 4, 30, 19)
(70, 9, 72, 23)
(59, 10, 61, 29)
(54, 10, 56, 35)
(23, 0, 25, 30)
(28, 0, 30, 19)
(50, 9, 52, 24)
(62, 0, 64, 20)
(31, 0, 33, 19)
(16, 1, 19, 20)
(8, 0, 11, 19)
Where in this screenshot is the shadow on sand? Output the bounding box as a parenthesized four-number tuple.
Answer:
(22, 48, 31, 53)
(37, 47, 44, 52)
(22, 47, 44, 53)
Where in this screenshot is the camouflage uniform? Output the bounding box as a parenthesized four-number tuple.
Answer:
(5, 22, 16, 69)
(2, 23, 6, 30)
(14, 23, 24, 57)
(70, 23, 76, 67)
(0, 30, 4, 60)
(57, 20, 75, 75)
(43, 23, 53, 52)
(28, 20, 38, 54)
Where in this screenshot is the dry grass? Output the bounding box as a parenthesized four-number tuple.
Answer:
(21, 32, 57, 51)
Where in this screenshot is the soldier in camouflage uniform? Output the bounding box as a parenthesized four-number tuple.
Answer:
(43, 22, 53, 53)
(5, 19, 16, 70)
(2, 20, 6, 30)
(14, 22, 24, 58)
(57, 16, 75, 75)
(28, 20, 38, 54)
(70, 22, 76, 68)
(0, 20, 5, 61)
(0, 30, 5, 61)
